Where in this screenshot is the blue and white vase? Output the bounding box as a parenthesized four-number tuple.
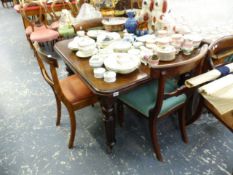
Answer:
(125, 11, 137, 34)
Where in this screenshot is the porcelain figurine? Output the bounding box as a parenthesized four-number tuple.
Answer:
(137, 0, 168, 33)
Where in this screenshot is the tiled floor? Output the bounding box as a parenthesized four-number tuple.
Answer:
(0, 1, 232, 175)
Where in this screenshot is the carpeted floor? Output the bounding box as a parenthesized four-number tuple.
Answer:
(0, 1, 232, 175)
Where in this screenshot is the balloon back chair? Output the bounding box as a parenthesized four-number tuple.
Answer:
(207, 35, 233, 69)
(33, 42, 97, 148)
(21, 2, 59, 49)
(192, 36, 233, 132)
(117, 45, 208, 161)
(49, 0, 77, 38)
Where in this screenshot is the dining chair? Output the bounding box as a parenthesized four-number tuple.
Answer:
(191, 36, 233, 132)
(117, 45, 208, 161)
(1, 0, 13, 8)
(33, 42, 97, 148)
(207, 35, 233, 69)
(21, 2, 59, 49)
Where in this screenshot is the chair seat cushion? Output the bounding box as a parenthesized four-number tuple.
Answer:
(60, 74, 95, 104)
(25, 25, 47, 36)
(118, 79, 187, 117)
(30, 29, 59, 42)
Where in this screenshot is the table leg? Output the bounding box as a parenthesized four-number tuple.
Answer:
(99, 96, 116, 153)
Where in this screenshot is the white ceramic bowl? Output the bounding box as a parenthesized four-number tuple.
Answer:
(89, 55, 104, 68)
(185, 34, 202, 48)
(155, 37, 171, 47)
(113, 41, 132, 53)
(156, 45, 176, 61)
(157, 30, 168, 38)
(104, 71, 116, 83)
(94, 67, 106, 78)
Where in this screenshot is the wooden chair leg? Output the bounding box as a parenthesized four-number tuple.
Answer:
(67, 108, 76, 149)
(116, 101, 124, 127)
(178, 107, 189, 144)
(55, 94, 61, 126)
(149, 118, 163, 162)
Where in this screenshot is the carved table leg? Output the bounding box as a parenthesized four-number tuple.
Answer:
(99, 96, 116, 153)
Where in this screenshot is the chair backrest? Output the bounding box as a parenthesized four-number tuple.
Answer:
(20, 2, 48, 30)
(208, 35, 233, 68)
(149, 44, 208, 117)
(51, 0, 77, 20)
(33, 42, 67, 103)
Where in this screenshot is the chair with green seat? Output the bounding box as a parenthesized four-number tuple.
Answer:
(117, 44, 208, 162)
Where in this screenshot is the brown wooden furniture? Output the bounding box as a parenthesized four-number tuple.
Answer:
(117, 45, 208, 161)
(33, 42, 97, 148)
(1, 0, 13, 8)
(190, 36, 233, 132)
(54, 39, 208, 152)
(16, 1, 78, 29)
(207, 35, 233, 69)
(21, 2, 60, 50)
(73, 18, 103, 31)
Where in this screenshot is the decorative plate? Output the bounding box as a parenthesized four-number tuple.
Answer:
(104, 53, 141, 74)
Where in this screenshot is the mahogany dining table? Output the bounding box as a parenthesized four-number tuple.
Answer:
(54, 39, 204, 152)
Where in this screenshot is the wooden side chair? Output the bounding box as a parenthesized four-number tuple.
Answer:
(207, 35, 233, 69)
(21, 2, 59, 49)
(33, 42, 97, 148)
(191, 36, 233, 132)
(49, 0, 77, 38)
(117, 45, 208, 161)
(1, 0, 13, 8)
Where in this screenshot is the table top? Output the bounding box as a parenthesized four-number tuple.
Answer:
(54, 39, 202, 96)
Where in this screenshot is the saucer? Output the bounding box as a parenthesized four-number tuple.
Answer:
(76, 48, 98, 58)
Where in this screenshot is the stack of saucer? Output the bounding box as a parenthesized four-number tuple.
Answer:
(76, 37, 97, 58)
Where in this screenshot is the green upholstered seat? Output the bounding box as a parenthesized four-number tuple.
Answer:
(58, 25, 75, 38)
(118, 79, 187, 117)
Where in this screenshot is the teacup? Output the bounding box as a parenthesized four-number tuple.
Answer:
(181, 36, 194, 55)
(77, 30, 85, 37)
(155, 37, 171, 48)
(157, 30, 168, 38)
(104, 71, 116, 83)
(94, 68, 106, 78)
(171, 34, 184, 46)
(187, 34, 202, 48)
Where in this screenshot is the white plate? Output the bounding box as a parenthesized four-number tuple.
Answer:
(104, 53, 141, 74)
(77, 37, 95, 47)
(87, 30, 106, 39)
(76, 48, 98, 58)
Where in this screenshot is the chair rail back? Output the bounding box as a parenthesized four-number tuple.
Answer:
(33, 42, 68, 104)
(20, 2, 47, 30)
